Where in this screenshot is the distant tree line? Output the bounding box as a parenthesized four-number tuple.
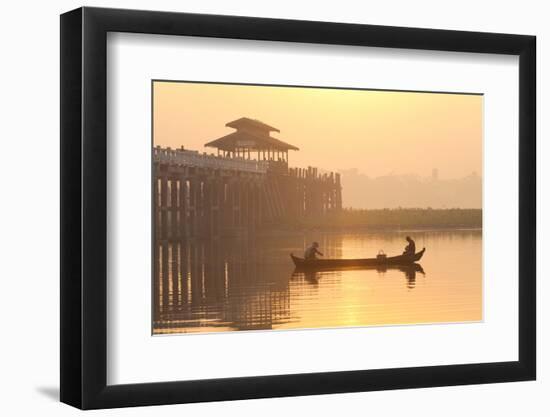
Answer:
(285, 208, 482, 230)
(338, 169, 482, 209)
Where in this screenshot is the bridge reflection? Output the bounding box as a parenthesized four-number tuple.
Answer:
(153, 238, 293, 333)
(153, 237, 425, 334)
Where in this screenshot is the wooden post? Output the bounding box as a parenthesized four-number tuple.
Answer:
(210, 178, 218, 237)
(171, 241, 180, 305)
(153, 240, 160, 318)
(189, 177, 198, 238)
(179, 174, 187, 238)
(180, 240, 189, 304)
(248, 180, 255, 232)
(160, 174, 168, 241)
(190, 242, 201, 305)
(154, 174, 160, 241)
(237, 178, 244, 229)
(171, 178, 178, 239)
(197, 178, 205, 237)
(222, 180, 232, 235)
(161, 241, 169, 310)
(202, 178, 211, 237)
(254, 182, 261, 228)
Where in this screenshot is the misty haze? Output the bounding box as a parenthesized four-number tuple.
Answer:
(338, 169, 481, 209)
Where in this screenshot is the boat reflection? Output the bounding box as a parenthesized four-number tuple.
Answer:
(292, 263, 425, 289)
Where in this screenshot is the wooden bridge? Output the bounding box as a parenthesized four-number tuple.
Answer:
(154, 118, 342, 241)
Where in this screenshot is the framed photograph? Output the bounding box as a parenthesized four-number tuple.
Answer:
(60, 6, 536, 409)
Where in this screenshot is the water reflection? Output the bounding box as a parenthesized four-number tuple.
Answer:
(153, 230, 481, 334)
(292, 263, 425, 289)
(153, 238, 292, 333)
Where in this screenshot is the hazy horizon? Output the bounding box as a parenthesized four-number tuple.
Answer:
(338, 169, 481, 209)
(153, 81, 483, 208)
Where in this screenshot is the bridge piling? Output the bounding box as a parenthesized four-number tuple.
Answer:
(153, 146, 342, 241)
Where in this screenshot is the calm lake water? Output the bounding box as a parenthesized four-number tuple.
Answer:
(153, 230, 482, 334)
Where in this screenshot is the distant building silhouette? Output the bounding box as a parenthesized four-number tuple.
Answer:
(339, 169, 481, 209)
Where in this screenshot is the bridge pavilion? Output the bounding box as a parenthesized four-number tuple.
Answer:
(204, 117, 299, 167)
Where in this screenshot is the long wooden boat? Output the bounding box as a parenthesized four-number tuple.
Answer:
(290, 248, 425, 270)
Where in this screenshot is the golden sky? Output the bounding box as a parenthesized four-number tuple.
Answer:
(153, 81, 482, 179)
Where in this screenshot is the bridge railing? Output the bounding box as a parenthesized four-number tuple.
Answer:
(154, 146, 269, 173)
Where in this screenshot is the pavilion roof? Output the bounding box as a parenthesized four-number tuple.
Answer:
(204, 118, 299, 151)
(226, 117, 280, 133)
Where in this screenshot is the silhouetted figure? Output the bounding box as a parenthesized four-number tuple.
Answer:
(304, 242, 324, 260)
(403, 236, 416, 256)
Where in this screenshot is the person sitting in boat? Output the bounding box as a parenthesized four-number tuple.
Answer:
(304, 242, 324, 260)
(403, 236, 416, 255)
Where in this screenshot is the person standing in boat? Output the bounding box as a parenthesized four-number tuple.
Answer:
(403, 236, 416, 255)
(304, 241, 324, 260)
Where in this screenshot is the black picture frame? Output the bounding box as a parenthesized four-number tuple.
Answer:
(60, 6, 536, 410)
